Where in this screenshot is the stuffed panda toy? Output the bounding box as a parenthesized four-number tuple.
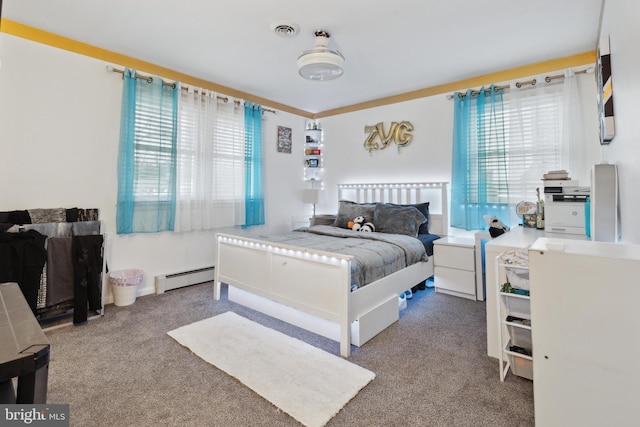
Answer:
(483, 215, 510, 238)
(350, 216, 365, 231)
(359, 222, 376, 232)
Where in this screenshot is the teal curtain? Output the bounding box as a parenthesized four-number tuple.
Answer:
(243, 102, 265, 227)
(116, 68, 178, 234)
(451, 85, 510, 230)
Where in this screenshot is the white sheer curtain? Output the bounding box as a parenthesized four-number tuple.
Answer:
(175, 85, 245, 232)
(561, 69, 599, 185)
(503, 70, 595, 225)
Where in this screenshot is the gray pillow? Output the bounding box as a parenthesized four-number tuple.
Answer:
(373, 203, 427, 237)
(389, 202, 430, 234)
(332, 200, 376, 229)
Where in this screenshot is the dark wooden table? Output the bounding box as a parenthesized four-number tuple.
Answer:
(0, 282, 50, 404)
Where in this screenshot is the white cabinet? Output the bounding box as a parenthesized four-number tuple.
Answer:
(433, 237, 476, 300)
(496, 255, 532, 381)
(528, 238, 640, 426)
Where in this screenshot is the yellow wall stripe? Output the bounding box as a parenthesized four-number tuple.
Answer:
(316, 51, 596, 118)
(0, 19, 313, 118)
(1, 19, 595, 119)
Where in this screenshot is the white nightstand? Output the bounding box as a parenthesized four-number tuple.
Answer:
(433, 236, 476, 300)
(291, 216, 311, 229)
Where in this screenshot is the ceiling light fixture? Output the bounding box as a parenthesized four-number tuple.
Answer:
(297, 30, 344, 81)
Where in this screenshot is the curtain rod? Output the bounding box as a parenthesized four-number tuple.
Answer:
(447, 67, 592, 99)
(106, 65, 276, 114)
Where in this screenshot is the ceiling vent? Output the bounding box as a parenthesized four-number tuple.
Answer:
(271, 21, 300, 38)
(297, 30, 345, 81)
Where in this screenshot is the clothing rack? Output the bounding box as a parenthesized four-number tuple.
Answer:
(0, 208, 107, 327)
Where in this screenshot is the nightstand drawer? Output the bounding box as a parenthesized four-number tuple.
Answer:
(434, 244, 475, 271)
(434, 266, 476, 295)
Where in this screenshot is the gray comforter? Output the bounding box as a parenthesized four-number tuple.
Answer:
(257, 225, 428, 289)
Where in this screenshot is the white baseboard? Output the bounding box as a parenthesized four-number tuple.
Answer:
(155, 266, 215, 294)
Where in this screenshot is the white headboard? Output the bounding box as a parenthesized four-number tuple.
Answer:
(337, 182, 449, 236)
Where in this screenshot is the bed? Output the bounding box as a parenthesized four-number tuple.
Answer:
(213, 182, 448, 357)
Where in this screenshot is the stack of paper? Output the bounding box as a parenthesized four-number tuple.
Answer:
(542, 169, 570, 180)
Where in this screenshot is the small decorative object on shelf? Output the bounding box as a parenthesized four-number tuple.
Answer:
(536, 188, 545, 230)
(516, 201, 536, 227)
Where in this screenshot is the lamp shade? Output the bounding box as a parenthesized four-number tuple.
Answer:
(303, 189, 322, 204)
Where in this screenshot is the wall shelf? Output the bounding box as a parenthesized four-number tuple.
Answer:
(304, 125, 324, 182)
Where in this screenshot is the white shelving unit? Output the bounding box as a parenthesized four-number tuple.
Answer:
(304, 125, 323, 182)
(496, 252, 533, 381)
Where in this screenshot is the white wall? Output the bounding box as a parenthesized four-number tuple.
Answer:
(0, 34, 310, 297)
(317, 95, 454, 216)
(599, 0, 640, 244)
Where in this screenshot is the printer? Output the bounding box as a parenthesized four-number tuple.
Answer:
(543, 179, 590, 235)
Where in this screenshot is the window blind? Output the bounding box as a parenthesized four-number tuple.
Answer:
(133, 84, 177, 202)
(177, 94, 245, 201)
(211, 101, 245, 202)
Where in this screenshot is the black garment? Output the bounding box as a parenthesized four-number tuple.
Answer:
(65, 208, 80, 223)
(6, 211, 32, 225)
(0, 230, 47, 314)
(72, 235, 103, 324)
(46, 237, 74, 307)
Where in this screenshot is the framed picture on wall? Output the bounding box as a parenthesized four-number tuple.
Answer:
(277, 126, 292, 153)
(596, 36, 615, 145)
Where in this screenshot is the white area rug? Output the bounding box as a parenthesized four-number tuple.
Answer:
(167, 311, 375, 427)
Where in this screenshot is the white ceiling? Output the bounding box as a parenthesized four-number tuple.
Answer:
(2, 0, 603, 114)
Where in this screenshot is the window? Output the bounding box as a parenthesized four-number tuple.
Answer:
(452, 80, 573, 230)
(117, 71, 264, 234)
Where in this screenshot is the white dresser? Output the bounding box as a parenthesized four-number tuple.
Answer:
(433, 236, 476, 300)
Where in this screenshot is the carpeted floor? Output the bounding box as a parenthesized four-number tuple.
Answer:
(43, 282, 534, 427)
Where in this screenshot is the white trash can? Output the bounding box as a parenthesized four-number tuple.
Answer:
(110, 269, 144, 306)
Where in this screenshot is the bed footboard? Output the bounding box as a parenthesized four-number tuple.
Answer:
(214, 233, 355, 356)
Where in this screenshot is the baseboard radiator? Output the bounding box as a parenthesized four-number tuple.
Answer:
(155, 266, 215, 294)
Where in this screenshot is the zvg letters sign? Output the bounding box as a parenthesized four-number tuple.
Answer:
(363, 121, 414, 151)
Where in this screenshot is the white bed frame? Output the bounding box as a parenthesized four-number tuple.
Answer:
(213, 182, 448, 357)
